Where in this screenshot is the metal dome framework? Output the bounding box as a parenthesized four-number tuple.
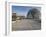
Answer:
(27, 8, 41, 20)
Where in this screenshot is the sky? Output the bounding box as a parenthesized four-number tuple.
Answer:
(12, 6, 41, 17)
(12, 6, 32, 17)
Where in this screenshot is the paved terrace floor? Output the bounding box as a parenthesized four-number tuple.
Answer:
(12, 19, 41, 31)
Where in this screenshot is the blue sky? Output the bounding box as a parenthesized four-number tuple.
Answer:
(12, 6, 41, 17)
(12, 6, 32, 16)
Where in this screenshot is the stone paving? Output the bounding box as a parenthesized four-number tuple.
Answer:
(12, 19, 41, 31)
